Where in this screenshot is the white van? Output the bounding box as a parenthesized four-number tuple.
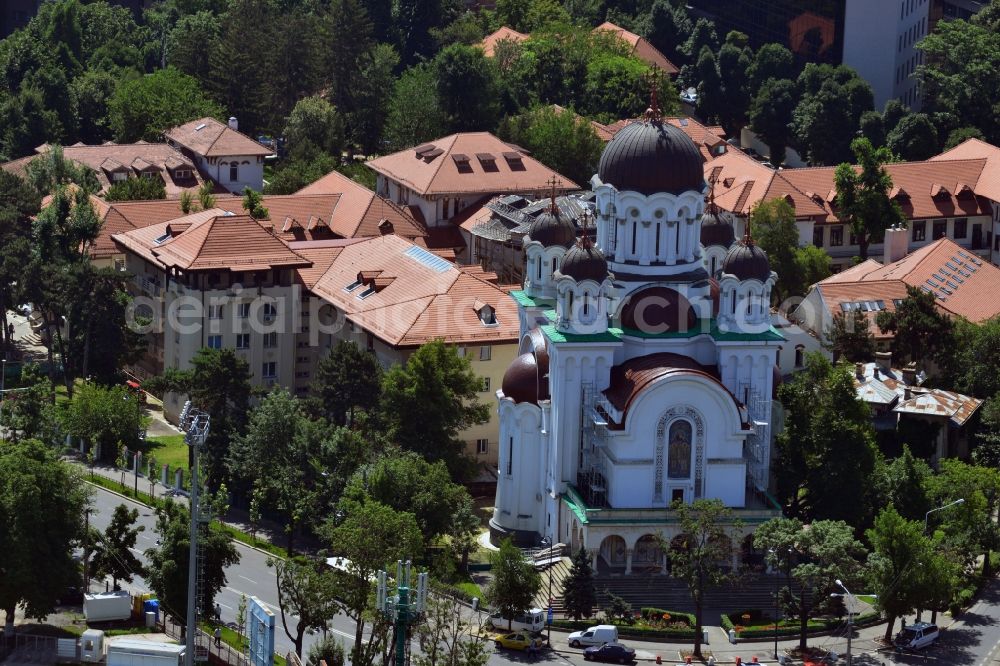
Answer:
(894, 622, 939, 650)
(568, 625, 618, 647)
(487, 608, 545, 633)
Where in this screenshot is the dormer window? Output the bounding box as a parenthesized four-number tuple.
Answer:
(452, 153, 472, 173)
(475, 300, 498, 326)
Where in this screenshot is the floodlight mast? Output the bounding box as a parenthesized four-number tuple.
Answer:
(181, 401, 210, 666)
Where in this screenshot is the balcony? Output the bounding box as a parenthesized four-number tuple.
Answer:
(133, 275, 161, 297)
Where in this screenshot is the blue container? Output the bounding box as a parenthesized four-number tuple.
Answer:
(143, 599, 159, 622)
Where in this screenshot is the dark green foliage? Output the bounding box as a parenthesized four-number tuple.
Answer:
(166, 11, 221, 83)
(435, 44, 500, 132)
(859, 110, 886, 148)
(497, 105, 603, 188)
(384, 63, 449, 151)
(105, 176, 167, 202)
(680, 18, 717, 68)
(307, 635, 346, 666)
(0, 439, 90, 625)
(108, 67, 223, 143)
(748, 77, 796, 166)
(875, 284, 954, 367)
(775, 353, 878, 527)
(642, 0, 691, 65)
(63, 382, 146, 462)
(91, 504, 145, 589)
(715, 38, 753, 138)
(269, 557, 341, 658)
(380, 340, 490, 481)
(886, 113, 939, 161)
(827, 310, 875, 363)
(747, 42, 795, 90)
(309, 340, 383, 426)
(750, 197, 829, 301)
(264, 154, 339, 195)
(793, 65, 875, 165)
(834, 137, 906, 260)
(486, 539, 541, 630)
(144, 501, 240, 626)
(944, 126, 985, 150)
(873, 447, 933, 521)
(562, 547, 596, 620)
(602, 591, 633, 624)
(69, 68, 117, 144)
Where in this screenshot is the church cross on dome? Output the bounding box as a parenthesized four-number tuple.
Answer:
(579, 208, 594, 249)
(643, 73, 663, 122)
(546, 176, 561, 212)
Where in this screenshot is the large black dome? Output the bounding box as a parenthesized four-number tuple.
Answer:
(722, 240, 771, 282)
(560, 243, 608, 283)
(528, 209, 576, 248)
(700, 209, 735, 248)
(597, 120, 705, 196)
(501, 353, 539, 404)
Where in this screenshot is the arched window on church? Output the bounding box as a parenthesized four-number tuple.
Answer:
(537, 258, 542, 279)
(667, 420, 692, 478)
(583, 293, 589, 317)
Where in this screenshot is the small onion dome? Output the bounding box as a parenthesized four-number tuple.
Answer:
(501, 353, 539, 404)
(700, 209, 735, 248)
(528, 208, 576, 248)
(772, 364, 783, 399)
(723, 238, 771, 282)
(560, 242, 608, 283)
(597, 120, 705, 196)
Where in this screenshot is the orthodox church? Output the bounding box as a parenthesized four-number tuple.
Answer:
(490, 108, 784, 573)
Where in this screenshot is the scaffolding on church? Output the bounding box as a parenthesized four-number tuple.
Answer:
(578, 381, 610, 508)
(738, 382, 771, 497)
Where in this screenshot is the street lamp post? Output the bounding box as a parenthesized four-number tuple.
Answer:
(833, 580, 876, 666)
(924, 498, 965, 533)
(541, 536, 554, 645)
(768, 547, 793, 661)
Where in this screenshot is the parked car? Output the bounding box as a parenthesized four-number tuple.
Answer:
(584, 643, 635, 663)
(568, 625, 618, 648)
(894, 622, 939, 650)
(494, 632, 544, 651)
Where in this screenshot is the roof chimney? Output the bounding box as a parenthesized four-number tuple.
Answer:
(228, 117, 238, 131)
(883, 224, 909, 264)
(875, 351, 892, 373)
(855, 362, 864, 380)
(902, 362, 918, 386)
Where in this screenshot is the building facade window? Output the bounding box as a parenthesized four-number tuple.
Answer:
(207, 335, 222, 349)
(476, 438, 489, 455)
(794, 345, 805, 368)
(954, 218, 967, 239)
(208, 304, 223, 319)
(481, 377, 491, 392)
(262, 362, 276, 378)
(912, 221, 926, 241)
(238, 302, 251, 318)
(263, 331, 277, 348)
(813, 226, 824, 248)
(236, 333, 250, 349)
(932, 220, 947, 240)
(230, 163, 238, 182)
(479, 345, 491, 361)
(829, 226, 843, 246)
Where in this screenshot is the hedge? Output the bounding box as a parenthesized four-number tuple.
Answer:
(640, 608, 696, 626)
(721, 610, 882, 639)
(551, 617, 696, 640)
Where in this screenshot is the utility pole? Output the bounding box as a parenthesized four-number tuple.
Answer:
(832, 580, 876, 666)
(377, 561, 428, 666)
(180, 401, 211, 666)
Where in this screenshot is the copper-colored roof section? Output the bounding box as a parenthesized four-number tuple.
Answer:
(594, 21, 679, 75)
(366, 132, 577, 197)
(303, 234, 518, 347)
(165, 117, 272, 157)
(295, 169, 428, 240)
(2, 142, 211, 198)
(479, 26, 529, 57)
(812, 237, 1000, 335)
(931, 137, 1000, 203)
(603, 353, 728, 417)
(111, 208, 229, 265)
(704, 149, 827, 218)
(894, 389, 982, 426)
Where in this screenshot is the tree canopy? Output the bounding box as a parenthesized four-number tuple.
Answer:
(834, 137, 905, 260)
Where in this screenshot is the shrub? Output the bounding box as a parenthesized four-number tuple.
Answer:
(307, 635, 345, 666)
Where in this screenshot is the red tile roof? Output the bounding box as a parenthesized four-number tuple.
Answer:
(114, 212, 310, 271)
(165, 117, 272, 157)
(295, 169, 428, 239)
(2, 142, 206, 198)
(479, 26, 529, 57)
(706, 149, 828, 218)
(299, 234, 519, 347)
(931, 138, 1000, 203)
(812, 238, 1000, 336)
(366, 132, 577, 196)
(594, 21, 679, 75)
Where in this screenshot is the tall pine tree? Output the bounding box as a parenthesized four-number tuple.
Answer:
(561, 546, 596, 620)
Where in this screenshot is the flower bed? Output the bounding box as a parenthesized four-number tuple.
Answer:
(721, 609, 882, 639)
(551, 608, 697, 640)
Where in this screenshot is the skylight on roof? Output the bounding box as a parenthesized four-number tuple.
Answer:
(404, 245, 451, 273)
(195, 123, 207, 131)
(153, 231, 172, 245)
(344, 279, 363, 292)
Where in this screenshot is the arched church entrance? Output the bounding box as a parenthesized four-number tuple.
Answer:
(599, 535, 628, 571)
(633, 534, 664, 574)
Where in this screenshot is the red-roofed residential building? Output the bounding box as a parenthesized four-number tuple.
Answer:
(479, 26, 529, 57)
(931, 138, 1000, 256)
(112, 219, 518, 468)
(706, 145, 1000, 272)
(365, 132, 576, 228)
(794, 235, 1000, 344)
(165, 117, 273, 194)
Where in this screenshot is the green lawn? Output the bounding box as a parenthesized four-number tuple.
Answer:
(140, 434, 189, 484)
(857, 595, 877, 606)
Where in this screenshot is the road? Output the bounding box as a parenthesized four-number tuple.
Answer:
(87, 484, 1000, 666)
(87, 483, 361, 659)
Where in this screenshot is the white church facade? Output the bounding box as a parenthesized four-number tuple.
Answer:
(490, 111, 784, 573)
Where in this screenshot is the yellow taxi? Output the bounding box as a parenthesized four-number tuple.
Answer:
(494, 632, 545, 651)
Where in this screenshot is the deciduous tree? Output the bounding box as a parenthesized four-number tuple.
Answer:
(749, 78, 797, 167)
(875, 284, 954, 367)
(866, 507, 934, 641)
(91, 503, 145, 590)
(107, 67, 223, 143)
(886, 113, 939, 161)
(827, 310, 875, 363)
(309, 340, 383, 426)
(497, 105, 602, 188)
(268, 557, 341, 658)
(834, 137, 906, 260)
(486, 538, 541, 630)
